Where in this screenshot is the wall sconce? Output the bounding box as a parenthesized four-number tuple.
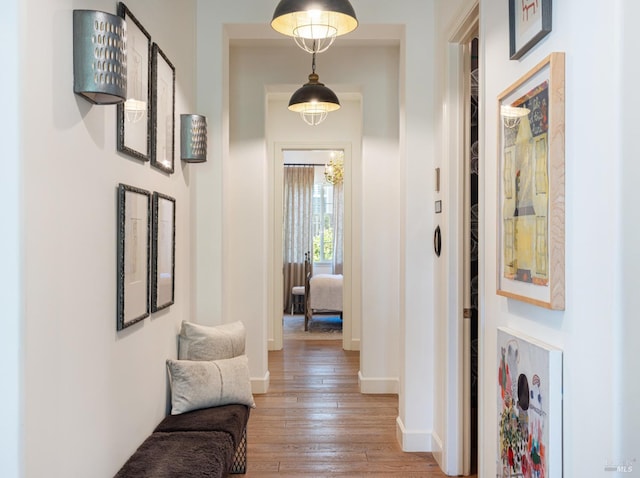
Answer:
(73, 10, 126, 105)
(180, 114, 207, 163)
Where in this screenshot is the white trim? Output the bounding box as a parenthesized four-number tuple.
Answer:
(358, 371, 398, 394)
(395, 416, 432, 452)
(1, 0, 22, 475)
(431, 430, 444, 470)
(442, 1, 479, 476)
(251, 370, 270, 395)
(269, 139, 360, 354)
(349, 338, 361, 351)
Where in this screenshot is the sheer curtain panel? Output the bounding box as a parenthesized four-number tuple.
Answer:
(332, 181, 344, 274)
(283, 165, 314, 312)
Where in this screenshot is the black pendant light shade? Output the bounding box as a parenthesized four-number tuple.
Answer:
(288, 71, 340, 126)
(271, 0, 358, 53)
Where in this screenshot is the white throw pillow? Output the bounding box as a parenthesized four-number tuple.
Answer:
(178, 320, 246, 361)
(166, 355, 255, 415)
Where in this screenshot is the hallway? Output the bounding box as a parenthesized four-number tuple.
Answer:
(245, 339, 450, 477)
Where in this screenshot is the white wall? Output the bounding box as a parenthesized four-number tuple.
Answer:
(196, 0, 439, 450)
(1, 0, 22, 476)
(480, 0, 627, 476)
(19, 1, 197, 476)
(431, 0, 478, 471)
(619, 0, 640, 466)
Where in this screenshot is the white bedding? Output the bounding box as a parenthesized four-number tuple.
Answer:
(309, 274, 343, 311)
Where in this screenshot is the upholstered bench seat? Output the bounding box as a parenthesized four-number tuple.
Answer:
(115, 404, 250, 478)
(291, 285, 305, 314)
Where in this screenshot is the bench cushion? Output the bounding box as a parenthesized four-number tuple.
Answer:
(114, 431, 233, 478)
(154, 404, 250, 449)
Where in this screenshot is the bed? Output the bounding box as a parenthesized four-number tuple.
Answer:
(305, 274, 343, 331)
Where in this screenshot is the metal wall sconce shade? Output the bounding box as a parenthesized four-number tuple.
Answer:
(180, 114, 207, 162)
(73, 10, 126, 105)
(271, 0, 358, 53)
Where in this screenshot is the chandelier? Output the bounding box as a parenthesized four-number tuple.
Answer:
(324, 152, 344, 184)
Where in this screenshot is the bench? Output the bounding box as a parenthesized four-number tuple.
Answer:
(115, 404, 250, 477)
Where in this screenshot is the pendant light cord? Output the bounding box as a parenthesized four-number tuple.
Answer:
(311, 40, 317, 74)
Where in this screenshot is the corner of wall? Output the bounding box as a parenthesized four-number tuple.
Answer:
(251, 370, 270, 395)
(395, 416, 433, 453)
(358, 371, 398, 394)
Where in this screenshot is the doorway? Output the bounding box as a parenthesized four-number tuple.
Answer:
(270, 143, 356, 353)
(281, 150, 345, 341)
(463, 36, 480, 476)
(444, 2, 479, 475)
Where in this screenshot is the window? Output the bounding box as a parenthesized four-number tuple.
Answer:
(312, 172, 333, 264)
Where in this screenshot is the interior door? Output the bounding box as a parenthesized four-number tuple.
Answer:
(463, 36, 480, 476)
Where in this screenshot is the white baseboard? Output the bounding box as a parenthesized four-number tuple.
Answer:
(348, 338, 361, 351)
(358, 371, 399, 394)
(395, 416, 433, 452)
(251, 370, 270, 394)
(431, 430, 444, 470)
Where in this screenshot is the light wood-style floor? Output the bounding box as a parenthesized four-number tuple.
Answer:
(244, 338, 458, 477)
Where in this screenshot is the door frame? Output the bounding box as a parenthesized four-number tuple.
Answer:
(269, 142, 356, 352)
(443, 1, 479, 475)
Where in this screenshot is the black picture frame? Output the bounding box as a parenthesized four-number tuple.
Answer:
(117, 183, 151, 330)
(151, 43, 176, 174)
(116, 3, 152, 161)
(151, 192, 176, 312)
(509, 0, 552, 60)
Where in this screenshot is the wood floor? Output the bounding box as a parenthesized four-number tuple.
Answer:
(244, 338, 453, 477)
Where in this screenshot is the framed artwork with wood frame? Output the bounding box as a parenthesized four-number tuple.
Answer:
(496, 52, 565, 310)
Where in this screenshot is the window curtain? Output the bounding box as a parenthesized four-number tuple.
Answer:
(283, 165, 314, 313)
(332, 181, 344, 274)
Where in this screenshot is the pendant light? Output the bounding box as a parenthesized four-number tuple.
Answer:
(271, 0, 358, 54)
(288, 50, 340, 126)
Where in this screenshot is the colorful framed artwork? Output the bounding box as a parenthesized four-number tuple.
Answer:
(497, 327, 562, 478)
(496, 52, 565, 310)
(117, 183, 151, 330)
(509, 0, 552, 60)
(151, 192, 175, 312)
(151, 43, 176, 174)
(117, 3, 152, 161)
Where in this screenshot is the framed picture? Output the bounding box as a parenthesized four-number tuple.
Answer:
(509, 0, 552, 60)
(151, 192, 175, 312)
(497, 327, 562, 478)
(117, 3, 151, 161)
(151, 43, 176, 174)
(497, 52, 565, 310)
(117, 183, 151, 330)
